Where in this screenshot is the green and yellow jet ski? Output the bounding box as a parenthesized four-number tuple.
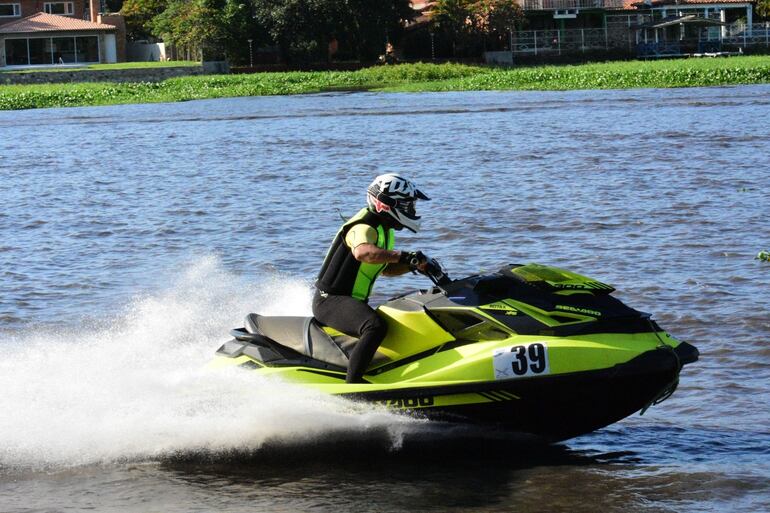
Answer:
(212, 262, 698, 442)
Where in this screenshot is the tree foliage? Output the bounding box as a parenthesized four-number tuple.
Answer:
(252, 0, 342, 62)
(431, 0, 524, 56)
(149, 0, 259, 61)
(757, 0, 770, 20)
(340, 0, 415, 61)
(152, 0, 225, 58)
(121, 0, 415, 64)
(476, 0, 525, 35)
(121, 0, 167, 40)
(253, 0, 413, 63)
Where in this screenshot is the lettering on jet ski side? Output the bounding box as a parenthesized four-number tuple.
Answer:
(493, 343, 550, 380)
(375, 397, 435, 409)
(555, 305, 601, 317)
(480, 301, 519, 315)
(549, 281, 613, 291)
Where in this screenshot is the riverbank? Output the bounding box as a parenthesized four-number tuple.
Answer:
(2, 56, 770, 110)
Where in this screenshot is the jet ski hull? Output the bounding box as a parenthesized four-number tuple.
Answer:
(214, 336, 697, 442)
(349, 344, 692, 442)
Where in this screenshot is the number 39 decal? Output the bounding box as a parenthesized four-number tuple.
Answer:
(493, 343, 550, 380)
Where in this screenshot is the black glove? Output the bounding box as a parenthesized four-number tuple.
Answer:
(399, 250, 427, 270)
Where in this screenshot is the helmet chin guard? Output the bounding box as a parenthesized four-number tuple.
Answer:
(366, 173, 429, 233)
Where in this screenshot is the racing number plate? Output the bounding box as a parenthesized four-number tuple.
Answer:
(493, 343, 550, 380)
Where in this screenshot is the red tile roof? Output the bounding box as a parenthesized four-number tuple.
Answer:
(0, 12, 115, 34)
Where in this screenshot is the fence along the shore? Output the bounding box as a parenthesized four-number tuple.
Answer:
(509, 22, 770, 55)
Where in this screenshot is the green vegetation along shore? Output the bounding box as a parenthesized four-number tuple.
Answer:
(2, 56, 770, 110)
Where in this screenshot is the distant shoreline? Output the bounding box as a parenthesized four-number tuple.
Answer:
(2, 57, 770, 111)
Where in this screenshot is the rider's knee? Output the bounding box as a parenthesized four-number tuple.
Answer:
(362, 314, 387, 339)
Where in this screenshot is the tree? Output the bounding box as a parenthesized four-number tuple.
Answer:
(757, 0, 770, 20)
(430, 0, 524, 56)
(476, 0, 524, 33)
(151, 0, 259, 61)
(252, 0, 344, 63)
(253, 0, 414, 63)
(472, 0, 525, 51)
(126, 0, 415, 64)
(121, 0, 167, 40)
(430, 0, 480, 57)
(152, 0, 228, 59)
(338, 0, 414, 61)
(431, 0, 472, 39)
(218, 0, 266, 64)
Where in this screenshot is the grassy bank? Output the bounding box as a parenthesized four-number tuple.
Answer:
(2, 56, 770, 110)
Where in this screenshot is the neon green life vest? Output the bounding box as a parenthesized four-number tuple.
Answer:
(316, 208, 396, 301)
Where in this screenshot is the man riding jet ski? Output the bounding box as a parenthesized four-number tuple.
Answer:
(313, 173, 432, 383)
(211, 176, 699, 442)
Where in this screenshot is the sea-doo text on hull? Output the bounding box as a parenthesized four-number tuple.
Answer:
(212, 262, 698, 442)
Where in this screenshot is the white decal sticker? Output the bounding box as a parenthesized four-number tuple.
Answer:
(493, 343, 550, 380)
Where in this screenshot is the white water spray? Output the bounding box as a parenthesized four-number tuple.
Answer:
(0, 257, 420, 468)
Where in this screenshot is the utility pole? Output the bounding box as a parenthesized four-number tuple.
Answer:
(430, 32, 435, 60)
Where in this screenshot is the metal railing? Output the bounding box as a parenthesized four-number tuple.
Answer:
(510, 23, 770, 56)
(511, 28, 623, 55)
(725, 22, 770, 41)
(520, 0, 624, 10)
(636, 25, 770, 56)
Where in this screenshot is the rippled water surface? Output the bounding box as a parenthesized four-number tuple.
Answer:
(1, 86, 769, 512)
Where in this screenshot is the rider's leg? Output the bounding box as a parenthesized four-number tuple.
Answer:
(312, 291, 387, 383)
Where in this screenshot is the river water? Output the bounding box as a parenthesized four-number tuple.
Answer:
(0, 86, 768, 512)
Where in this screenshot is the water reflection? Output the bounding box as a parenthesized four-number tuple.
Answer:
(154, 425, 768, 513)
(159, 433, 637, 513)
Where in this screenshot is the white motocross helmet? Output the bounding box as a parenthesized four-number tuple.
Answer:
(366, 173, 430, 233)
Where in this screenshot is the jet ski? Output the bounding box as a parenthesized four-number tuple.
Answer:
(212, 261, 698, 442)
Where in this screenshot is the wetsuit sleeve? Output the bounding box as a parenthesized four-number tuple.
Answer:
(345, 224, 378, 249)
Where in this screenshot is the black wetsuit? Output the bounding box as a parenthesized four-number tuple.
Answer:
(314, 208, 394, 383)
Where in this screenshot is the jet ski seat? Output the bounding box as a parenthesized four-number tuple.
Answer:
(245, 314, 349, 368)
(245, 313, 390, 370)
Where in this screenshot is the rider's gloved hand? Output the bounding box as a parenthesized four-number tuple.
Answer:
(399, 250, 428, 270)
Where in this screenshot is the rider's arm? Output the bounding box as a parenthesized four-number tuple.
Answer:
(346, 225, 402, 264)
(345, 225, 423, 273)
(354, 245, 411, 275)
(382, 261, 411, 276)
(351, 244, 402, 264)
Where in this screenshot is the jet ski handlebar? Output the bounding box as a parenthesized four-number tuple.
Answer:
(421, 257, 452, 289)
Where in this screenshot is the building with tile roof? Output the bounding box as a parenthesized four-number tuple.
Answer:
(0, 0, 89, 27)
(404, 0, 759, 59)
(0, 1, 125, 67)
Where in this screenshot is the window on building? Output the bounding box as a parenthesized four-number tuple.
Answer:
(0, 3, 21, 17)
(29, 38, 51, 65)
(5, 39, 28, 65)
(43, 2, 74, 15)
(52, 37, 76, 63)
(75, 36, 99, 63)
(4, 36, 101, 66)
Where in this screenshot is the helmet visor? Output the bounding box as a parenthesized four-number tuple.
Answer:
(396, 198, 419, 220)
